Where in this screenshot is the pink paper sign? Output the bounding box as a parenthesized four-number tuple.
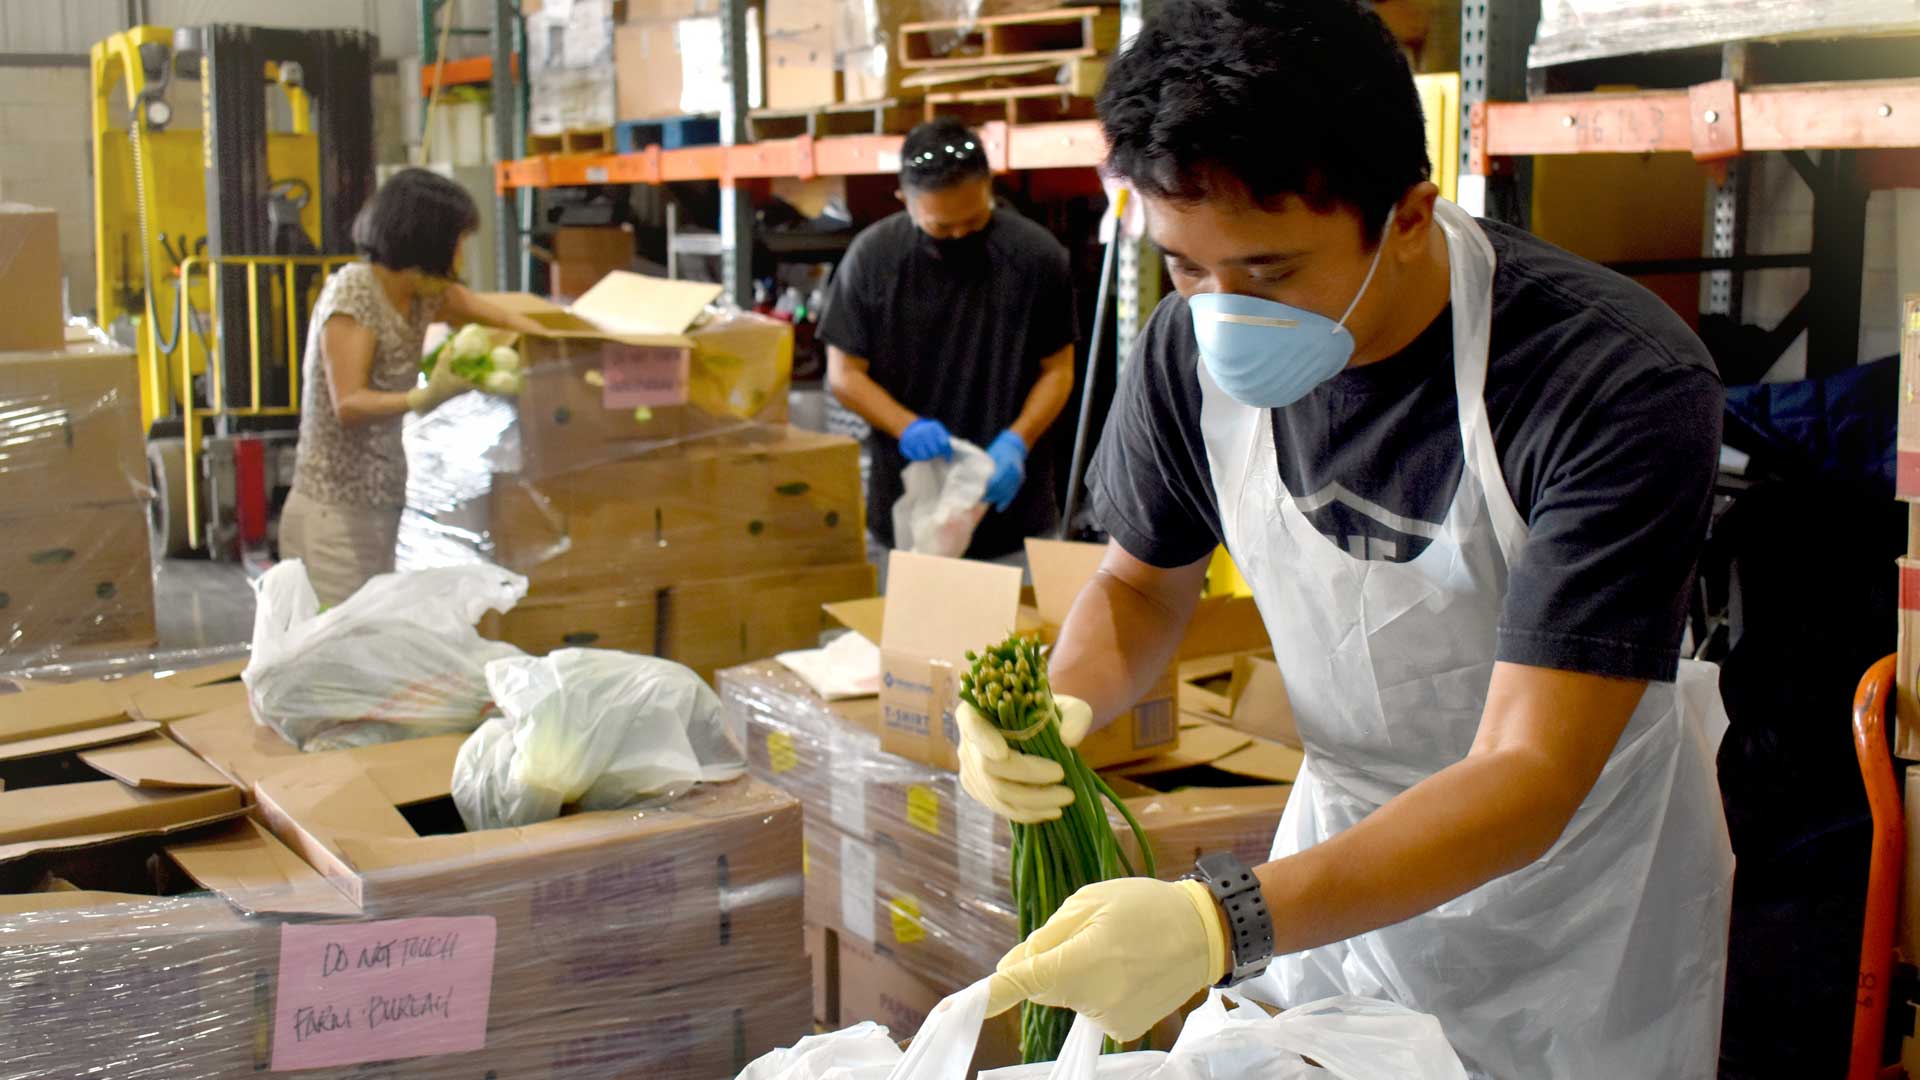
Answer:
(601, 343, 690, 408)
(271, 916, 497, 1072)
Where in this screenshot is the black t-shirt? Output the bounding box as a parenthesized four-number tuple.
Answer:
(819, 208, 1078, 558)
(1090, 219, 1724, 683)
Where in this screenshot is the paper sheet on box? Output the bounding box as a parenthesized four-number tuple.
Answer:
(776, 631, 881, 701)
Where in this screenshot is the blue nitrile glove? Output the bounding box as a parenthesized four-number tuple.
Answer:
(983, 430, 1028, 512)
(900, 418, 953, 462)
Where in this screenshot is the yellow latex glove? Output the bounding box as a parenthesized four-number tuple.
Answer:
(985, 877, 1230, 1042)
(406, 349, 478, 414)
(957, 694, 1093, 823)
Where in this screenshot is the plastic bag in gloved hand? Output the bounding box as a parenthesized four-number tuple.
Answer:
(243, 561, 528, 751)
(452, 648, 747, 831)
(892, 438, 994, 557)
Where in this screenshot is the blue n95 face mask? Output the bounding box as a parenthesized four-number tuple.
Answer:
(1189, 214, 1392, 408)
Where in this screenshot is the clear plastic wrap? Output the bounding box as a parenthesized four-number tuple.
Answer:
(722, 659, 1298, 995)
(0, 340, 157, 670)
(0, 681, 811, 1080)
(1531, 0, 1920, 68)
(397, 311, 870, 682)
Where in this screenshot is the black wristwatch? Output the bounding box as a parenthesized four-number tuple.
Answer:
(1186, 852, 1273, 986)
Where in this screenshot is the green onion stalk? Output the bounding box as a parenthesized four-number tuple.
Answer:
(959, 633, 1156, 1063)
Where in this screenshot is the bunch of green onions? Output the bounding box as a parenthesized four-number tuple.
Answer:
(959, 633, 1156, 1063)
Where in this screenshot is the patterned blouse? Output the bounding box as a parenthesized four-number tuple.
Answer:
(291, 262, 446, 508)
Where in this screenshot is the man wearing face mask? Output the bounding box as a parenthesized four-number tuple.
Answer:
(821, 118, 1078, 571)
(964, 1, 1734, 1075)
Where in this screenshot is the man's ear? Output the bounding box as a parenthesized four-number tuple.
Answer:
(1391, 181, 1441, 264)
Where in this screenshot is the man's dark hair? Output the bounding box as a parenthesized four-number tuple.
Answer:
(351, 167, 480, 277)
(1098, 0, 1428, 234)
(899, 118, 992, 192)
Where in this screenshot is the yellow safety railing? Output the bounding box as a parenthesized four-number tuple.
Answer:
(175, 253, 358, 548)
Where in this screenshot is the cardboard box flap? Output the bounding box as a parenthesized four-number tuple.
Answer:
(0, 780, 244, 845)
(77, 736, 232, 789)
(0, 719, 159, 763)
(1212, 738, 1304, 784)
(151, 657, 249, 687)
(881, 552, 1023, 662)
(124, 680, 249, 724)
(166, 818, 361, 917)
(1109, 721, 1252, 778)
(571, 271, 722, 339)
(0, 681, 129, 743)
(1025, 538, 1109, 625)
(1125, 783, 1293, 819)
(170, 702, 461, 806)
(254, 761, 419, 858)
(0, 806, 250, 866)
(825, 597, 886, 647)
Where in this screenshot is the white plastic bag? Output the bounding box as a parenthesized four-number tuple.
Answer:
(979, 992, 1471, 1080)
(243, 560, 528, 751)
(892, 439, 994, 557)
(735, 979, 993, 1080)
(452, 648, 747, 831)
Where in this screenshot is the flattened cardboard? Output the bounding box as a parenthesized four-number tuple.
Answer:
(0, 679, 128, 743)
(124, 679, 249, 724)
(149, 657, 249, 687)
(0, 780, 243, 844)
(1224, 653, 1298, 748)
(165, 818, 360, 917)
(476, 272, 720, 349)
(78, 735, 232, 789)
(0, 888, 156, 914)
(0, 718, 157, 763)
(170, 702, 461, 807)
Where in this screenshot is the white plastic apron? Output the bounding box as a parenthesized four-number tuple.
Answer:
(1206, 200, 1735, 1079)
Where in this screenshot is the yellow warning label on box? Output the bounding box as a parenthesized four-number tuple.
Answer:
(906, 785, 941, 836)
(888, 894, 925, 944)
(802, 836, 810, 877)
(767, 731, 798, 774)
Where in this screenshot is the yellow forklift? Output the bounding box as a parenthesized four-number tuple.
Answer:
(93, 24, 374, 559)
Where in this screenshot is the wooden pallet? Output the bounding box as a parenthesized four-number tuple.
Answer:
(902, 56, 1105, 95)
(562, 126, 614, 154)
(923, 83, 1098, 127)
(746, 99, 923, 141)
(899, 7, 1119, 71)
(526, 131, 566, 155)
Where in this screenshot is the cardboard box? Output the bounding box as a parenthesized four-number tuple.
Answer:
(499, 276, 795, 479)
(836, 930, 1022, 1070)
(616, 12, 762, 120)
(1901, 557, 1920, 758)
(246, 737, 805, 1020)
(765, 0, 842, 109)
(1897, 293, 1920, 501)
(1178, 649, 1299, 748)
(546, 225, 634, 303)
(0, 205, 63, 353)
(0, 500, 156, 654)
(0, 343, 145, 512)
(491, 428, 865, 592)
(486, 561, 874, 680)
(866, 544, 1267, 774)
(0, 720, 245, 850)
(806, 922, 838, 1024)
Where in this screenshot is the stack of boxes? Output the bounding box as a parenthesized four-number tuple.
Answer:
(0, 663, 812, 1078)
(723, 544, 1295, 1065)
(615, 0, 763, 121)
(526, 0, 622, 139)
(0, 204, 157, 662)
(448, 272, 876, 680)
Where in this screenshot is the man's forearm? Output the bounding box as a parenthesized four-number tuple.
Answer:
(1255, 745, 1586, 956)
(1010, 347, 1075, 448)
(827, 351, 919, 439)
(1048, 565, 1199, 728)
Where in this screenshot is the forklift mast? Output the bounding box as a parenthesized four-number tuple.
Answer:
(196, 25, 375, 411)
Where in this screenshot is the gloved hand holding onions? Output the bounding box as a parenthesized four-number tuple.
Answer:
(420, 322, 525, 397)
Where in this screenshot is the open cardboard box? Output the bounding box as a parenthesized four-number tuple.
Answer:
(178, 694, 807, 1021)
(1177, 649, 1299, 749)
(0, 656, 248, 744)
(482, 270, 793, 478)
(840, 544, 1267, 773)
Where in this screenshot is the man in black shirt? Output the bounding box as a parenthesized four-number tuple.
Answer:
(965, 1, 1734, 1075)
(820, 119, 1078, 564)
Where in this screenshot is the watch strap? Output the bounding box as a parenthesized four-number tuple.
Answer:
(1190, 852, 1273, 985)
